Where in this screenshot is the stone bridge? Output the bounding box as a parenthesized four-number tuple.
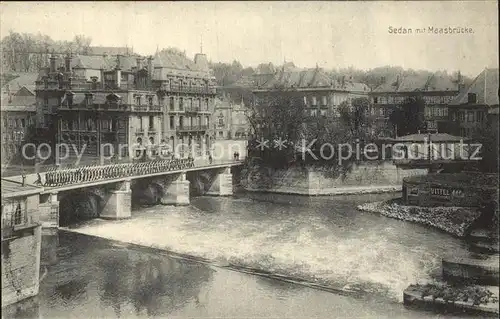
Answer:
(4, 159, 243, 228)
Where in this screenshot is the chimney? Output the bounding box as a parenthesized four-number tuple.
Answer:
(65, 54, 72, 74)
(147, 56, 153, 88)
(50, 54, 56, 73)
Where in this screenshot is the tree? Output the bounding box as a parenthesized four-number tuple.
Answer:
(338, 97, 375, 139)
(389, 96, 426, 137)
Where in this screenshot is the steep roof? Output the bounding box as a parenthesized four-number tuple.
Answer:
(1, 73, 38, 92)
(258, 67, 370, 92)
(449, 68, 499, 106)
(153, 51, 201, 71)
(373, 72, 459, 93)
(73, 55, 110, 70)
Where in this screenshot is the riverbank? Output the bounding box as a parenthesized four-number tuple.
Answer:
(357, 199, 482, 237)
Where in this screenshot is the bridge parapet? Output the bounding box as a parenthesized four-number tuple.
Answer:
(39, 158, 195, 188)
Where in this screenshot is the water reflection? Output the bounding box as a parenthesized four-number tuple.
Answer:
(5, 231, 214, 319)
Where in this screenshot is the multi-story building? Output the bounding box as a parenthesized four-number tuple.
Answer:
(370, 72, 462, 136)
(214, 94, 250, 140)
(448, 68, 499, 138)
(1, 179, 43, 307)
(1, 87, 36, 164)
(252, 65, 370, 119)
(34, 49, 217, 164)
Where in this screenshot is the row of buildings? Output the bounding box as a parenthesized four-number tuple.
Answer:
(250, 64, 499, 140)
(1, 49, 498, 165)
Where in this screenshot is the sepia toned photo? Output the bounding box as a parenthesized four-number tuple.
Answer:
(0, 1, 498, 318)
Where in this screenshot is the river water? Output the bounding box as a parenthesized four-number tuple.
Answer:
(4, 192, 478, 318)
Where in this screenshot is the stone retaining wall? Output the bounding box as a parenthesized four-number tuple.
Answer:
(241, 162, 426, 195)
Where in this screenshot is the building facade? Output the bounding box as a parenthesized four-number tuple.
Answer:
(1, 179, 43, 307)
(252, 66, 371, 121)
(214, 94, 250, 140)
(34, 50, 217, 164)
(1, 87, 36, 164)
(448, 68, 499, 138)
(370, 72, 462, 136)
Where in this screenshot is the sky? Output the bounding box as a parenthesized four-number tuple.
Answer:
(1, 1, 498, 77)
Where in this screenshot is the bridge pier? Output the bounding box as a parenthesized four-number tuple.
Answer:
(39, 192, 59, 228)
(206, 167, 233, 196)
(101, 180, 132, 219)
(160, 173, 190, 206)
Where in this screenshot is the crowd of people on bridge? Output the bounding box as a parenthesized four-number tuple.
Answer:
(41, 158, 195, 187)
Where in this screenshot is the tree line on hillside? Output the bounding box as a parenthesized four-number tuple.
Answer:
(1, 31, 92, 73)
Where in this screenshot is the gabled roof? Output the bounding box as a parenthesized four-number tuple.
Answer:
(373, 72, 459, 93)
(449, 68, 499, 106)
(15, 86, 35, 97)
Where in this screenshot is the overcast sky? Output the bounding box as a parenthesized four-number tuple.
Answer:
(1, 1, 498, 77)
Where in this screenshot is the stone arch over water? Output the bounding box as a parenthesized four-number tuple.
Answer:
(59, 190, 105, 226)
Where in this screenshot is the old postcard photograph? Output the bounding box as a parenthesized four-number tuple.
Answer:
(0, 1, 498, 318)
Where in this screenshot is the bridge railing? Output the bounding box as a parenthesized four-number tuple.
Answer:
(42, 158, 195, 187)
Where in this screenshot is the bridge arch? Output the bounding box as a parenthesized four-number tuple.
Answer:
(58, 189, 105, 226)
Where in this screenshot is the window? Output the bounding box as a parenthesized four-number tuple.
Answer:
(458, 111, 465, 121)
(149, 116, 154, 130)
(169, 116, 175, 129)
(467, 111, 474, 122)
(136, 96, 141, 105)
(467, 93, 477, 104)
(477, 111, 484, 123)
(169, 97, 174, 110)
(148, 96, 153, 106)
(14, 202, 23, 225)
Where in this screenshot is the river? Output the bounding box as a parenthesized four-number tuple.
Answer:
(3, 192, 478, 318)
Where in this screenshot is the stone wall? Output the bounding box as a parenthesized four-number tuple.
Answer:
(241, 161, 426, 195)
(1, 226, 42, 307)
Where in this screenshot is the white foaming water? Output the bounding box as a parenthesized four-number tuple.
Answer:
(71, 196, 467, 302)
